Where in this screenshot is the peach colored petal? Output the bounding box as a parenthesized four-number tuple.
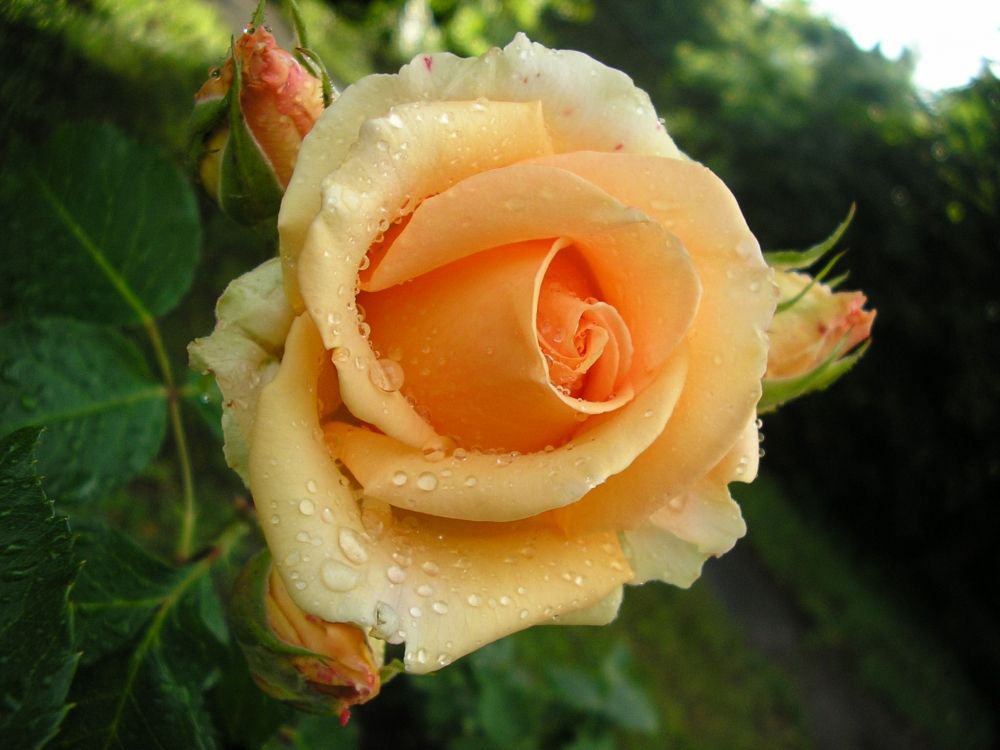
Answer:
(279, 34, 680, 309)
(533, 153, 775, 531)
(250, 314, 632, 673)
(326, 343, 688, 522)
(363, 162, 701, 394)
(361, 239, 598, 452)
(188, 258, 294, 483)
(296, 100, 554, 449)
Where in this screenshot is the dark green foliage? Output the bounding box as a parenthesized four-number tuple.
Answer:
(0, 123, 200, 326)
(0, 428, 79, 750)
(0, 319, 168, 503)
(53, 524, 244, 750)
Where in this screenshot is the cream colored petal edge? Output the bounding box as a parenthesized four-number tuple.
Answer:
(549, 586, 623, 626)
(296, 100, 553, 448)
(540, 153, 774, 530)
(279, 33, 680, 309)
(620, 444, 751, 590)
(251, 314, 632, 674)
(188, 258, 294, 483)
(328, 343, 687, 523)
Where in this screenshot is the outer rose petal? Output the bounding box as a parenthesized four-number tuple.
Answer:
(279, 33, 680, 310)
(188, 258, 294, 483)
(535, 153, 775, 532)
(251, 314, 632, 673)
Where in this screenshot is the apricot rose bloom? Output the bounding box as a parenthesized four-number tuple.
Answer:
(190, 35, 775, 674)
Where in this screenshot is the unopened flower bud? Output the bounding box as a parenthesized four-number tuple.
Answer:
(190, 16, 327, 224)
(761, 270, 875, 411)
(231, 551, 382, 721)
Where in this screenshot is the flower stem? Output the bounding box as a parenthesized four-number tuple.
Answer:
(143, 318, 197, 561)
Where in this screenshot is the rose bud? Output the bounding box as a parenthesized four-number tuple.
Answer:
(230, 550, 382, 719)
(759, 207, 876, 412)
(190, 11, 327, 225)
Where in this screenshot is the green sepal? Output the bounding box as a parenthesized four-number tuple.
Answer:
(379, 658, 405, 685)
(759, 338, 871, 414)
(296, 46, 336, 108)
(218, 41, 285, 225)
(187, 90, 229, 182)
(775, 249, 846, 314)
(230, 550, 351, 715)
(764, 203, 855, 270)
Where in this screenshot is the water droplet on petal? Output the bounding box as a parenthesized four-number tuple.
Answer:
(306, 479, 318, 494)
(409, 606, 423, 618)
(270, 515, 280, 525)
(392, 471, 408, 486)
(421, 560, 440, 576)
(416, 472, 438, 491)
(338, 528, 369, 564)
(370, 358, 405, 392)
(416, 584, 434, 597)
(432, 600, 448, 614)
(387, 565, 407, 584)
(373, 602, 400, 639)
(299, 499, 315, 516)
(463, 475, 478, 487)
(321, 560, 360, 592)
(466, 593, 482, 607)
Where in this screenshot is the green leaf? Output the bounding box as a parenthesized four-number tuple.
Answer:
(0, 428, 80, 750)
(71, 525, 188, 664)
(0, 122, 200, 325)
(54, 523, 247, 750)
(0, 318, 167, 503)
(764, 203, 855, 271)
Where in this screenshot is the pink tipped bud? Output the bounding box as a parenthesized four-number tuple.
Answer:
(767, 271, 876, 380)
(190, 21, 327, 224)
(231, 552, 382, 716)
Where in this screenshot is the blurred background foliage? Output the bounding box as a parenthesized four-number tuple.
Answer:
(1, 0, 997, 748)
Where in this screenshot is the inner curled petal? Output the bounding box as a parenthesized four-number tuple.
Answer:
(536, 278, 633, 403)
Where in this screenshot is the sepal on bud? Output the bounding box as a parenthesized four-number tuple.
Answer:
(231, 550, 383, 719)
(189, 0, 329, 225)
(760, 206, 875, 413)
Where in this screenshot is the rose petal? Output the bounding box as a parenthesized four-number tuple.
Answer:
(251, 314, 632, 673)
(280, 34, 680, 308)
(297, 100, 555, 449)
(364, 161, 701, 391)
(534, 153, 775, 531)
(327, 343, 687, 522)
(188, 258, 294, 483)
(550, 586, 623, 625)
(362, 238, 612, 452)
